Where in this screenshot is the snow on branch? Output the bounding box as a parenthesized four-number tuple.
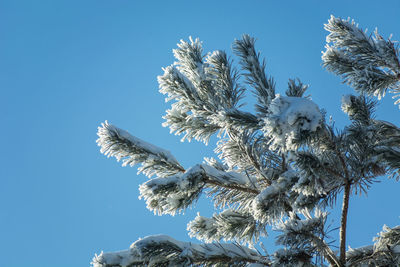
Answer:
(187, 209, 267, 245)
(346, 225, 400, 266)
(293, 149, 344, 210)
(275, 209, 327, 250)
(324, 16, 399, 71)
(252, 170, 298, 224)
(139, 164, 259, 216)
(158, 65, 202, 108)
(201, 163, 254, 187)
(91, 234, 266, 267)
(204, 163, 262, 212)
(97, 121, 184, 178)
(173, 37, 205, 88)
(345, 245, 373, 267)
(362, 120, 400, 180)
(373, 224, 400, 263)
(139, 165, 205, 216)
(209, 109, 260, 132)
(233, 34, 275, 115)
(262, 95, 323, 152)
(274, 210, 340, 266)
(322, 15, 400, 106)
(163, 104, 221, 144)
(159, 60, 220, 143)
(341, 94, 376, 124)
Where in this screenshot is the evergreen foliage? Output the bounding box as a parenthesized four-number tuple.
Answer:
(92, 16, 400, 266)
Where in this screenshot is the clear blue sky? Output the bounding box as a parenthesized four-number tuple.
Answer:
(1, 1, 400, 266)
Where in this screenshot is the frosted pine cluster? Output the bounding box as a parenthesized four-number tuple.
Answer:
(92, 16, 400, 267)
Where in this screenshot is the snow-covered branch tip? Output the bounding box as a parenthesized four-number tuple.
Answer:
(322, 15, 400, 106)
(138, 164, 206, 216)
(97, 121, 184, 178)
(91, 234, 266, 267)
(233, 34, 275, 115)
(341, 94, 377, 124)
(285, 78, 309, 98)
(252, 170, 298, 224)
(187, 209, 267, 245)
(138, 164, 260, 216)
(205, 50, 245, 109)
(346, 224, 400, 266)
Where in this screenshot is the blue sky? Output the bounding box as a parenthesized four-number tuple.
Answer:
(1, 1, 400, 266)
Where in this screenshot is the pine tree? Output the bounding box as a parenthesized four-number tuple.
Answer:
(91, 16, 400, 267)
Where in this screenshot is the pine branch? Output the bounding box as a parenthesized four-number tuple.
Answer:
(139, 164, 260, 215)
(215, 109, 261, 131)
(322, 15, 400, 106)
(187, 209, 267, 245)
(346, 225, 400, 266)
(252, 170, 298, 224)
(205, 178, 259, 195)
(373, 120, 400, 180)
(205, 50, 244, 109)
(285, 78, 309, 98)
(341, 94, 376, 124)
(293, 147, 344, 210)
(272, 248, 314, 267)
(275, 210, 341, 267)
(92, 235, 266, 267)
(159, 65, 221, 143)
(215, 130, 277, 185)
(233, 34, 276, 115)
(159, 38, 262, 144)
(97, 121, 184, 178)
(324, 16, 400, 72)
(139, 165, 205, 215)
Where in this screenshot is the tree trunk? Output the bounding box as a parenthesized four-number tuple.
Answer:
(339, 181, 351, 265)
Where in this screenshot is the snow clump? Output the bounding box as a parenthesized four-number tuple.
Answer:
(263, 95, 323, 151)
